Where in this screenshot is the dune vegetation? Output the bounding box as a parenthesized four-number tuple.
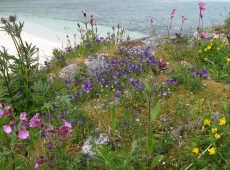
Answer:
(0, 2, 230, 170)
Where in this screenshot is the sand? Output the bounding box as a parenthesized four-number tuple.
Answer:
(0, 30, 65, 66)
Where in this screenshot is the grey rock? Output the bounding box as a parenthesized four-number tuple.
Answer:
(84, 54, 110, 76)
(82, 129, 110, 158)
(59, 64, 78, 80)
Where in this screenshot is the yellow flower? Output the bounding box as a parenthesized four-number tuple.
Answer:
(205, 48, 207, 51)
(207, 45, 211, 50)
(215, 133, 220, 139)
(210, 43, 213, 46)
(204, 58, 208, 61)
(202, 126, 205, 131)
(204, 119, 211, 126)
(211, 128, 217, 133)
(192, 148, 199, 155)
(219, 117, 226, 125)
(222, 39, 226, 43)
(208, 147, 216, 155)
(198, 50, 202, 53)
(217, 47, 220, 51)
(226, 58, 230, 62)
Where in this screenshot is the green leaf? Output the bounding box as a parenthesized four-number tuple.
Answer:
(143, 81, 152, 94)
(150, 102, 161, 123)
(0, 151, 13, 156)
(150, 155, 164, 169)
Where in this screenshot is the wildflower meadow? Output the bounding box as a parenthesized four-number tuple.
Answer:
(0, 1, 230, 170)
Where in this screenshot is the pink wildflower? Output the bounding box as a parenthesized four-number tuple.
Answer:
(149, 18, 156, 23)
(200, 7, 206, 13)
(198, 2, 205, 7)
(202, 31, 208, 36)
(182, 16, 188, 21)
(29, 113, 43, 128)
(20, 112, 27, 121)
(18, 129, 29, 139)
(3, 125, 12, 133)
(4, 106, 12, 117)
(35, 163, 39, 169)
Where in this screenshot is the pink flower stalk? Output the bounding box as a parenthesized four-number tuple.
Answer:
(202, 31, 208, 36)
(3, 125, 12, 133)
(0, 109, 3, 118)
(20, 112, 27, 121)
(198, 2, 205, 7)
(18, 129, 29, 139)
(149, 18, 156, 23)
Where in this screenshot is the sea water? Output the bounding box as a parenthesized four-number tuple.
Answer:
(0, 0, 230, 44)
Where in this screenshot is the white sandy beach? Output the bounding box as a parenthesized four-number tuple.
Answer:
(0, 22, 77, 66)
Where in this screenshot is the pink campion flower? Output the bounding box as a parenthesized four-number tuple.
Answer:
(18, 129, 29, 139)
(35, 156, 47, 168)
(20, 112, 27, 121)
(94, 22, 98, 25)
(200, 7, 206, 13)
(202, 31, 208, 36)
(3, 125, 12, 133)
(198, 2, 205, 7)
(29, 113, 43, 128)
(64, 120, 72, 128)
(0, 109, 3, 118)
(182, 16, 188, 21)
(58, 120, 72, 137)
(170, 12, 176, 18)
(34, 163, 39, 169)
(82, 29, 86, 33)
(4, 106, 12, 117)
(149, 18, 156, 23)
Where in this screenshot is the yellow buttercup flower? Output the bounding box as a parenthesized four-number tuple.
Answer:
(192, 148, 199, 155)
(207, 45, 211, 50)
(215, 133, 220, 139)
(204, 119, 211, 126)
(205, 48, 207, 51)
(222, 39, 226, 43)
(204, 58, 208, 61)
(217, 47, 220, 51)
(226, 58, 230, 62)
(198, 50, 202, 53)
(219, 117, 226, 125)
(211, 128, 217, 133)
(208, 147, 216, 155)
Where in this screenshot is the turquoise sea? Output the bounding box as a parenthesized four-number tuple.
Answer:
(0, 0, 230, 43)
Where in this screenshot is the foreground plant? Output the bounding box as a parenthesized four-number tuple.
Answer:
(0, 104, 73, 170)
(0, 15, 39, 113)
